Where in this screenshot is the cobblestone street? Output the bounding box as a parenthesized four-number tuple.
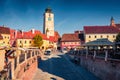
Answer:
(33, 52, 100, 80)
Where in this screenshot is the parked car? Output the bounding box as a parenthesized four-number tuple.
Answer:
(44, 50, 51, 55)
(62, 48, 68, 53)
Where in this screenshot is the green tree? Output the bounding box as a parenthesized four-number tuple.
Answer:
(115, 33, 120, 42)
(33, 34, 43, 48)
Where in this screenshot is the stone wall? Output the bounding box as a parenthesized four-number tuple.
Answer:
(80, 55, 120, 80)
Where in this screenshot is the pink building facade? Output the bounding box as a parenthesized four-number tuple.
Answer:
(61, 33, 81, 50)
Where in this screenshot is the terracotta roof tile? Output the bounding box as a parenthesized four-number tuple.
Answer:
(49, 36, 55, 42)
(61, 33, 80, 42)
(84, 26, 120, 34)
(54, 31, 60, 38)
(54, 31, 60, 42)
(0, 26, 10, 34)
(41, 34, 49, 40)
(10, 29, 49, 40)
(115, 24, 120, 27)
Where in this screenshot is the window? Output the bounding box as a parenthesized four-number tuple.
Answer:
(113, 35, 115, 38)
(25, 41, 27, 44)
(89, 36, 91, 38)
(20, 41, 22, 43)
(5, 36, 6, 38)
(101, 35, 103, 38)
(95, 36, 97, 38)
(107, 35, 109, 38)
(29, 41, 31, 44)
(8, 37, 9, 39)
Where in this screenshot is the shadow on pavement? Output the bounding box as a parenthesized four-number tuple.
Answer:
(37, 53, 100, 80)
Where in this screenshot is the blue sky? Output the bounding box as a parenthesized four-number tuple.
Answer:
(0, 0, 120, 36)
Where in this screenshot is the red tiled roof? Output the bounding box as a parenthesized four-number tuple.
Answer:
(61, 33, 80, 42)
(84, 26, 120, 34)
(0, 26, 10, 34)
(115, 24, 120, 29)
(49, 36, 55, 42)
(0, 34, 3, 39)
(41, 34, 49, 40)
(17, 30, 41, 39)
(10, 29, 49, 40)
(48, 31, 60, 42)
(54, 31, 60, 38)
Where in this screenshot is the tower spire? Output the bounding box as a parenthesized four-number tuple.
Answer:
(45, 7, 52, 13)
(110, 16, 116, 27)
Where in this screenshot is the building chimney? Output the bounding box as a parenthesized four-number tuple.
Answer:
(31, 29, 35, 34)
(15, 30, 17, 38)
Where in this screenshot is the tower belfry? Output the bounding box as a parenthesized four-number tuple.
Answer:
(43, 7, 54, 38)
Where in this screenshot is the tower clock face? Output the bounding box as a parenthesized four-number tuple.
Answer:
(48, 17, 51, 21)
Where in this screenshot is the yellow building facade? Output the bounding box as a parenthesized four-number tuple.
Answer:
(1, 34, 10, 47)
(85, 33, 117, 43)
(16, 39, 33, 48)
(0, 27, 10, 47)
(84, 26, 120, 43)
(41, 40, 49, 50)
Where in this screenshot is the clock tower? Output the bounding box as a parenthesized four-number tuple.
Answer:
(43, 7, 54, 38)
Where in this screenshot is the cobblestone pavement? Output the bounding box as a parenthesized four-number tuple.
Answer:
(33, 52, 100, 80)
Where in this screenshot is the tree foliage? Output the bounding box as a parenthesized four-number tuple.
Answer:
(115, 33, 120, 42)
(33, 34, 43, 48)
